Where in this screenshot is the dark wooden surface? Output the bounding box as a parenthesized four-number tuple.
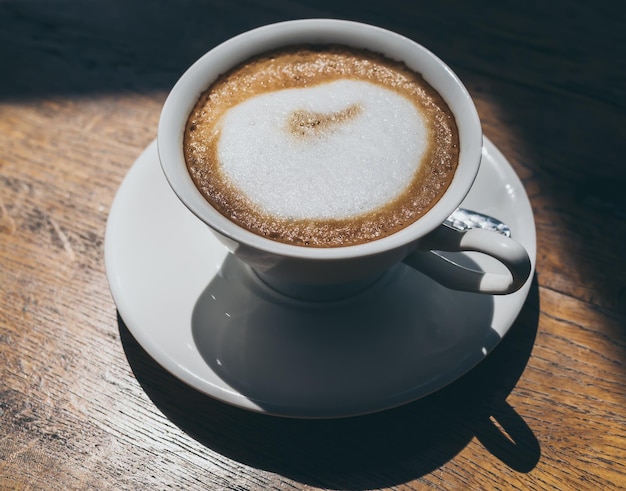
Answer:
(1, 1, 625, 489)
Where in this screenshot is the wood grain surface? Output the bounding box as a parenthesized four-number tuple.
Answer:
(1, 1, 625, 489)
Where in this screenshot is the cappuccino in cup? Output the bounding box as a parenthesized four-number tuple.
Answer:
(184, 45, 459, 247)
(161, 20, 530, 294)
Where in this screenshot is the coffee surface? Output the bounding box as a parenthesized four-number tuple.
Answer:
(184, 45, 459, 247)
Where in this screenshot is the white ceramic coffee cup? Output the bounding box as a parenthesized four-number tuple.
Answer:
(158, 19, 531, 299)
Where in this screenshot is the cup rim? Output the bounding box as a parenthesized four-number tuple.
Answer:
(158, 18, 482, 260)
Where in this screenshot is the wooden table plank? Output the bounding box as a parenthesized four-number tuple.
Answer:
(2, 1, 625, 490)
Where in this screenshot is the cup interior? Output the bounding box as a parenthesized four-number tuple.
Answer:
(158, 19, 482, 260)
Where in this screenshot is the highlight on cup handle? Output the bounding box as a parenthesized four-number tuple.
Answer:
(403, 224, 532, 294)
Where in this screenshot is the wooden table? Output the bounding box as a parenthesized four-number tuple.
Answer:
(2, 1, 625, 489)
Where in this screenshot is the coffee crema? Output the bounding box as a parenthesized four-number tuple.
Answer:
(184, 45, 459, 247)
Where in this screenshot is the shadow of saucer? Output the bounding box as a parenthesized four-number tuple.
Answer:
(118, 272, 540, 488)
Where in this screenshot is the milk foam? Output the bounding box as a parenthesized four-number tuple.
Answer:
(216, 79, 428, 220)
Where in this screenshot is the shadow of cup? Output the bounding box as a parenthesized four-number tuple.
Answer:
(191, 255, 497, 417)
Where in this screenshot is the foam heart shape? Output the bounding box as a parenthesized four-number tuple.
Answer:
(217, 79, 428, 220)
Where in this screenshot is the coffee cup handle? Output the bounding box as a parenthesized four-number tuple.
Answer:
(403, 225, 532, 294)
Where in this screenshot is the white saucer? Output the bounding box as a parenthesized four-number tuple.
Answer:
(105, 137, 536, 418)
